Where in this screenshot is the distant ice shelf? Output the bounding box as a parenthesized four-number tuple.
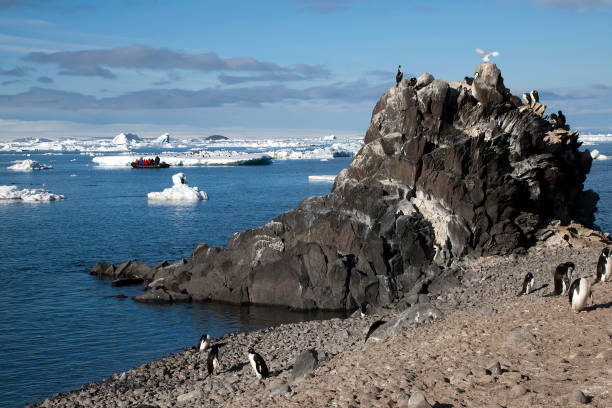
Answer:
(0, 185, 65, 201)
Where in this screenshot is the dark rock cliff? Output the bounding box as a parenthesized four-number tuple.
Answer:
(92, 63, 598, 310)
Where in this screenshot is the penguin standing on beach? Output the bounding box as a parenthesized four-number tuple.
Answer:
(596, 247, 612, 283)
(517, 272, 535, 296)
(364, 320, 386, 343)
(207, 344, 221, 376)
(248, 346, 269, 380)
(359, 302, 369, 317)
(396, 65, 403, 87)
(551, 262, 574, 296)
(569, 277, 593, 313)
(197, 334, 211, 351)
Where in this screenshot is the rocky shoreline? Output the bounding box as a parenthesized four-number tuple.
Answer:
(32, 63, 612, 406)
(31, 224, 611, 407)
(89, 62, 598, 313)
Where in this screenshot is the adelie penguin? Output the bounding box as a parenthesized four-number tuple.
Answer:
(545, 262, 574, 296)
(396, 65, 403, 87)
(197, 334, 211, 351)
(517, 272, 535, 296)
(248, 346, 269, 381)
(596, 247, 612, 283)
(569, 277, 593, 313)
(207, 344, 221, 376)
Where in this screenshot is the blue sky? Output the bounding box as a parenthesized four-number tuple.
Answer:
(0, 0, 611, 140)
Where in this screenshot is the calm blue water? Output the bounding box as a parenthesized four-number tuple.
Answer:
(0, 151, 350, 407)
(1, 140, 611, 408)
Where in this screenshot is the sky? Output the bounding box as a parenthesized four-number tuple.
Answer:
(0, 0, 611, 140)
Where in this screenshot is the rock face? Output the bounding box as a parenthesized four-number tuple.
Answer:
(92, 63, 597, 311)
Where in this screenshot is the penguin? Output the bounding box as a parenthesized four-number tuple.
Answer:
(247, 346, 269, 380)
(197, 334, 211, 351)
(360, 302, 369, 317)
(544, 262, 574, 296)
(464, 76, 474, 86)
(557, 110, 567, 129)
(530, 90, 539, 106)
(396, 65, 403, 87)
(596, 247, 612, 283)
(522, 92, 532, 106)
(364, 320, 386, 343)
(569, 277, 593, 313)
(549, 112, 559, 128)
(206, 344, 221, 375)
(517, 272, 535, 296)
(555, 262, 574, 295)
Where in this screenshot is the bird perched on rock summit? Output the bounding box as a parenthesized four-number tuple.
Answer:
(396, 65, 403, 87)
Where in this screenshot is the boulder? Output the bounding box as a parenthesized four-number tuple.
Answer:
(289, 349, 318, 383)
(367, 303, 444, 341)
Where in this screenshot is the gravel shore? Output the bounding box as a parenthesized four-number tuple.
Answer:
(30, 226, 612, 407)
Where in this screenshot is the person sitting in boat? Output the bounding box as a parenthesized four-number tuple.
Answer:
(154, 156, 160, 165)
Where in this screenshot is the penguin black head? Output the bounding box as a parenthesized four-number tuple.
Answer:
(603, 247, 610, 257)
(248, 346, 255, 354)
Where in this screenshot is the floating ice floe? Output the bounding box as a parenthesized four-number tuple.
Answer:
(93, 151, 272, 167)
(590, 149, 608, 160)
(308, 175, 337, 182)
(8, 159, 53, 171)
(0, 185, 65, 201)
(147, 173, 208, 202)
(579, 133, 612, 143)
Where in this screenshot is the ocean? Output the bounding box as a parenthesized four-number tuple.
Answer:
(0, 135, 610, 407)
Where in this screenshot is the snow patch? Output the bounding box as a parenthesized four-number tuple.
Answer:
(8, 159, 52, 171)
(0, 185, 64, 201)
(147, 173, 208, 202)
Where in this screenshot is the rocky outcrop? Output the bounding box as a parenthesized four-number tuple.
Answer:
(92, 63, 600, 311)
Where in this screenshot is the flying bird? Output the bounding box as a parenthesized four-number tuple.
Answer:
(475, 48, 500, 62)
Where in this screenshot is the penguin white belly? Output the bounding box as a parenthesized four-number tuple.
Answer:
(571, 279, 591, 312)
(526, 279, 534, 294)
(605, 258, 612, 281)
(248, 354, 261, 379)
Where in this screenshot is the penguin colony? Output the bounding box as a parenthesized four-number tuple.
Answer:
(519, 247, 610, 313)
(195, 246, 611, 381)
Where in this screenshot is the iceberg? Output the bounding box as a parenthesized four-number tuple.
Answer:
(308, 175, 337, 182)
(155, 133, 171, 144)
(112, 132, 142, 147)
(8, 159, 53, 171)
(147, 173, 209, 202)
(0, 185, 65, 201)
(590, 149, 608, 160)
